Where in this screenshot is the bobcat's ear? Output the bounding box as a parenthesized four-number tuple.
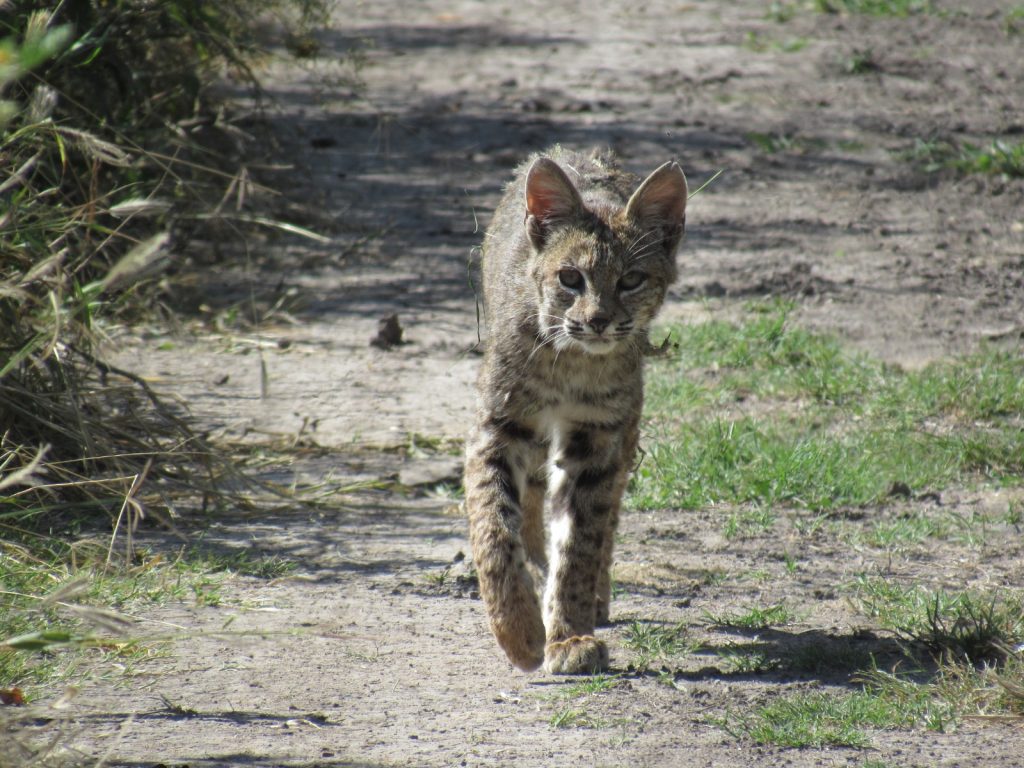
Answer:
(624, 161, 688, 254)
(524, 157, 584, 250)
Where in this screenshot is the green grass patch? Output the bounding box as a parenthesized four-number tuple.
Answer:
(856, 666, 968, 731)
(864, 507, 996, 550)
(549, 707, 591, 728)
(877, 348, 1024, 422)
(865, 511, 947, 549)
(183, 547, 298, 579)
(622, 620, 693, 671)
(549, 706, 612, 729)
(766, 2, 799, 22)
(722, 506, 776, 539)
(843, 48, 880, 74)
(900, 138, 1024, 178)
(544, 675, 629, 732)
(635, 304, 1024, 512)
(813, 0, 932, 15)
(767, 0, 933, 19)
(1007, 500, 1023, 526)
(0, 554, 82, 691)
(0, 535, 286, 694)
(858, 649, 1024, 729)
(715, 644, 780, 674)
(717, 689, 913, 747)
(2, 559, 172, 693)
(720, 643, 1024, 745)
(745, 132, 828, 156)
(648, 301, 879, 405)
(635, 416, 1020, 511)
(1006, 6, 1024, 35)
(705, 603, 795, 630)
(554, 674, 622, 698)
(742, 32, 809, 53)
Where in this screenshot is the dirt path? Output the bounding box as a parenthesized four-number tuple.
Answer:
(65, 0, 1024, 765)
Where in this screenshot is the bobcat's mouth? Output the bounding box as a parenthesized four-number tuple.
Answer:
(559, 318, 622, 355)
(572, 334, 619, 355)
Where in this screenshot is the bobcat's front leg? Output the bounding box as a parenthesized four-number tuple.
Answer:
(465, 419, 546, 672)
(596, 424, 636, 626)
(542, 423, 623, 674)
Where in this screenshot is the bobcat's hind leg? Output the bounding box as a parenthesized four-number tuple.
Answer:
(520, 474, 548, 584)
(594, 501, 620, 627)
(595, 432, 635, 626)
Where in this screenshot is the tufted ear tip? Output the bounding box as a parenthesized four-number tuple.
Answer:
(524, 156, 585, 249)
(525, 158, 583, 222)
(625, 161, 688, 227)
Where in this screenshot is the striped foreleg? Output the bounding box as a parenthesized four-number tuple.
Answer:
(465, 427, 546, 671)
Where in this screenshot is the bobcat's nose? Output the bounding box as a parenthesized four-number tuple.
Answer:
(589, 316, 611, 335)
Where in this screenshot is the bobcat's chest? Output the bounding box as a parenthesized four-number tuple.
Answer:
(515, 347, 641, 426)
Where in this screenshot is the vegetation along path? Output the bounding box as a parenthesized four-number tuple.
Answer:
(6, 0, 1024, 766)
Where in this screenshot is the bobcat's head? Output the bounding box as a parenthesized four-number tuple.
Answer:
(524, 157, 688, 356)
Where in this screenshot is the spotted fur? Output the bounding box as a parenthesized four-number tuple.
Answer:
(466, 147, 688, 674)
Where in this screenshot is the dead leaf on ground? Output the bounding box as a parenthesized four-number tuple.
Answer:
(0, 687, 26, 706)
(370, 314, 404, 350)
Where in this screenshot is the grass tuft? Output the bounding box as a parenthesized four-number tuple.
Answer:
(900, 138, 1024, 178)
(716, 689, 912, 747)
(857, 651, 1024, 730)
(722, 506, 776, 539)
(183, 547, 299, 579)
(766, 0, 939, 20)
(1006, 7, 1024, 36)
(549, 707, 604, 729)
(844, 48, 879, 74)
(813, 0, 932, 16)
(555, 674, 622, 698)
(705, 603, 795, 630)
(852, 578, 1024, 663)
(716, 645, 780, 674)
(623, 620, 693, 671)
(720, 643, 1024, 745)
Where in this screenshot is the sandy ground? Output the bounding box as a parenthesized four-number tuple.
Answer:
(33, 0, 1024, 765)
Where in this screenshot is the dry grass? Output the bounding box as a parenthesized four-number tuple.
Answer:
(0, 4, 331, 761)
(1, 3, 272, 541)
(2, 0, 339, 525)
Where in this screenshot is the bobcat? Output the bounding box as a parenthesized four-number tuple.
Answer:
(465, 147, 688, 674)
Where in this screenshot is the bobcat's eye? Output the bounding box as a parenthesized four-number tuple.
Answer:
(618, 270, 647, 292)
(558, 268, 584, 291)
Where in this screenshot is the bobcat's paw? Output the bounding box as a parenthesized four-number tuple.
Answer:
(492, 612, 545, 672)
(543, 635, 609, 675)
